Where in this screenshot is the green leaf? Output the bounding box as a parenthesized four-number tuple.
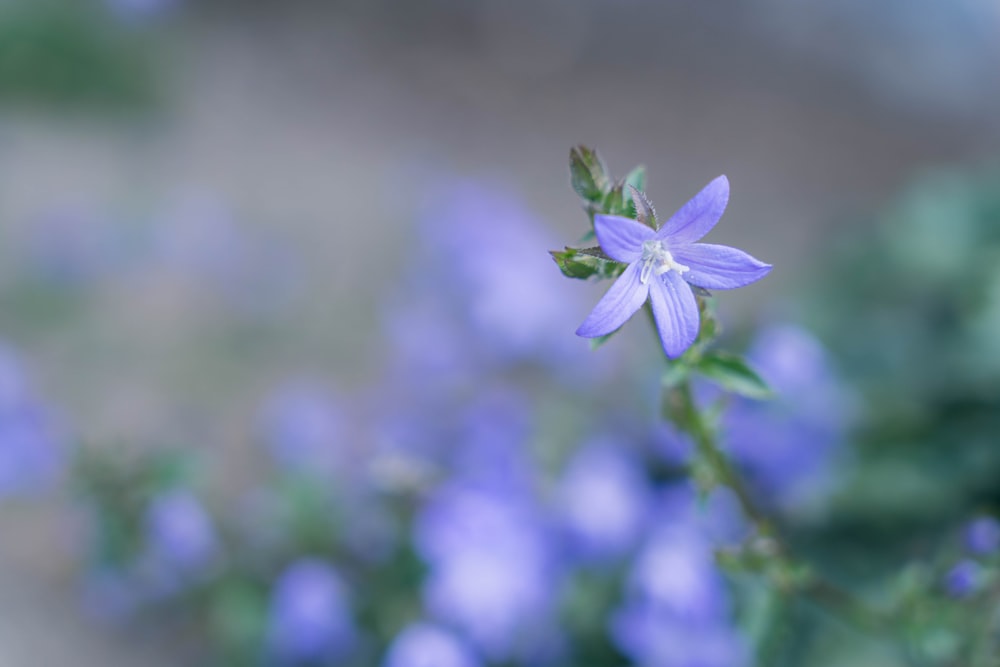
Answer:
(697, 351, 773, 399)
(569, 145, 609, 201)
(549, 247, 621, 281)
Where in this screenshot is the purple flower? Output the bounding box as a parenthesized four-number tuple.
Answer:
(81, 568, 144, 622)
(143, 490, 218, 574)
(267, 559, 356, 663)
(722, 325, 854, 511)
(965, 516, 1000, 555)
(611, 485, 748, 667)
(106, 0, 178, 22)
(0, 345, 64, 497)
(260, 382, 344, 475)
(612, 603, 748, 667)
(383, 622, 481, 667)
(576, 177, 771, 358)
(944, 559, 982, 598)
(21, 208, 127, 286)
(415, 484, 556, 661)
(558, 441, 651, 561)
(416, 180, 592, 367)
(628, 524, 729, 622)
(450, 390, 534, 493)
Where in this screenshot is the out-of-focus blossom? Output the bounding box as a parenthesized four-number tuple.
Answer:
(964, 516, 1000, 555)
(106, 0, 178, 22)
(416, 181, 591, 367)
(415, 484, 557, 661)
(81, 568, 144, 622)
(260, 382, 344, 475)
(612, 603, 748, 667)
(143, 490, 218, 575)
(266, 559, 356, 663)
(722, 324, 854, 512)
(558, 440, 651, 561)
(150, 193, 300, 314)
(944, 559, 982, 598)
(381, 295, 476, 391)
(627, 523, 728, 621)
(576, 177, 771, 358)
(611, 485, 747, 667)
(383, 622, 481, 667)
(649, 419, 695, 467)
(0, 344, 64, 497)
(450, 390, 533, 493)
(21, 208, 128, 286)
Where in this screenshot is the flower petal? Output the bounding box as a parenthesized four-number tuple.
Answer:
(657, 176, 729, 245)
(595, 214, 655, 263)
(671, 243, 772, 290)
(576, 262, 650, 338)
(648, 272, 699, 358)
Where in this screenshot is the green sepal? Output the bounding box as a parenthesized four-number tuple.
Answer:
(628, 185, 657, 228)
(660, 359, 690, 389)
(623, 165, 647, 218)
(549, 247, 622, 281)
(624, 164, 646, 194)
(588, 330, 618, 351)
(697, 351, 773, 399)
(569, 145, 610, 201)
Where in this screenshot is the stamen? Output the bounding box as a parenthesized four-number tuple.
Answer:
(638, 240, 688, 283)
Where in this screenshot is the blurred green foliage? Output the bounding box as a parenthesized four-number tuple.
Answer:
(0, 1, 161, 109)
(812, 167, 1000, 534)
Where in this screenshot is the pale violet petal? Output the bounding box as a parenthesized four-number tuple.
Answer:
(671, 243, 772, 290)
(657, 176, 729, 245)
(576, 263, 650, 338)
(648, 272, 699, 358)
(595, 214, 655, 263)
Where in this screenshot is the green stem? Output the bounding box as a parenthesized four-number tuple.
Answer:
(665, 376, 890, 636)
(672, 380, 765, 526)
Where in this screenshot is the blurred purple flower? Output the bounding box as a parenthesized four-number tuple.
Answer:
(260, 382, 344, 475)
(0, 345, 64, 497)
(649, 419, 695, 466)
(81, 568, 144, 622)
(21, 208, 128, 286)
(415, 484, 557, 661)
(722, 324, 854, 511)
(628, 524, 728, 621)
(944, 559, 982, 598)
(381, 295, 476, 391)
(450, 390, 534, 493)
(558, 440, 651, 561)
(577, 177, 771, 358)
(965, 516, 1000, 555)
(267, 559, 356, 663)
(106, 0, 178, 22)
(612, 603, 748, 667)
(416, 181, 591, 366)
(383, 622, 481, 667)
(143, 490, 218, 575)
(151, 193, 300, 314)
(612, 484, 747, 667)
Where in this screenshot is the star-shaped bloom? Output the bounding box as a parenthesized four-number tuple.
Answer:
(576, 176, 771, 358)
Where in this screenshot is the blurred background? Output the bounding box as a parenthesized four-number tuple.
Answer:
(2, 1, 1000, 665)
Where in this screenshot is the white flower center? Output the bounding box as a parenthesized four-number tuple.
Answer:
(639, 240, 689, 284)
